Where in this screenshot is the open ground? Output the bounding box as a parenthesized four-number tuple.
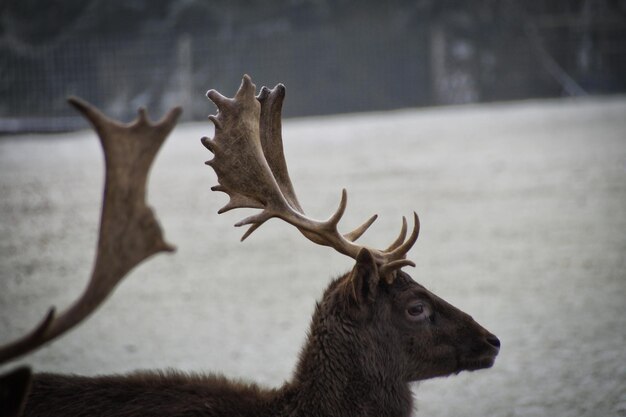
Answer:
(1, 96, 625, 416)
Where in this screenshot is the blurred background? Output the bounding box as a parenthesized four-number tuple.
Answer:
(1, 0, 625, 131)
(1, 2, 626, 417)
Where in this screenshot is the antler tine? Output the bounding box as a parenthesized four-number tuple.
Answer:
(293, 188, 351, 250)
(375, 215, 419, 283)
(384, 216, 408, 252)
(206, 90, 235, 113)
(256, 81, 303, 213)
(386, 212, 420, 261)
(67, 96, 113, 137)
(239, 222, 264, 242)
(154, 106, 184, 132)
(379, 259, 417, 284)
(204, 75, 418, 271)
(344, 214, 378, 243)
(0, 98, 177, 364)
(136, 107, 149, 125)
(326, 188, 349, 228)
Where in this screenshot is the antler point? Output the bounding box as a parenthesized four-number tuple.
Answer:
(327, 189, 348, 227)
(275, 83, 286, 96)
(344, 214, 378, 243)
(240, 222, 263, 242)
(160, 241, 177, 253)
(202, 136, 217, 153)
(413, 212, 420, 234)
(380, 259, 416, 284)
(208, 115, 223, 129)
(257, 86, 270, 101)
(237, 74, 257, 99)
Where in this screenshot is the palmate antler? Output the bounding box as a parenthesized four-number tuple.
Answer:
(0, 98, 180, 365)
(202, 75, 419, 281)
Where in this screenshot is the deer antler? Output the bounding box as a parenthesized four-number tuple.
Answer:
(0, 98, 181, 364)
(203, 75, 418, 280)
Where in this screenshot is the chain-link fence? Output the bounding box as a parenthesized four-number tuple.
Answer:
(1, 2, 625, 132)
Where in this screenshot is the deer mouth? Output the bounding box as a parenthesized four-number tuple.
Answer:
(456, 343, 499, 373)
(456, 354, 497, 373)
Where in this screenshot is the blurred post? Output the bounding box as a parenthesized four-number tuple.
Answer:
(430, 23, 446, 106)
(176, 34, 193, 120)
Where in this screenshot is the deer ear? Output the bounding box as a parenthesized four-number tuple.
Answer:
(346, 248, 380, 305)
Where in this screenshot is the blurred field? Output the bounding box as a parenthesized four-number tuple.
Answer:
(1, 96, 625, 416)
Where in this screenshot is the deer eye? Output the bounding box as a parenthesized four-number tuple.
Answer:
(406, 303, 428, 320)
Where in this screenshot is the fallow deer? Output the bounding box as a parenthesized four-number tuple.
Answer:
(2, 76, 500, 417)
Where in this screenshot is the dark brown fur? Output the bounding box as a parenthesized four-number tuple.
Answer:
(23, 250, 499, 417)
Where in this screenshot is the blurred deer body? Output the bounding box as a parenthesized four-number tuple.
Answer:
(4, 76, 499, 417)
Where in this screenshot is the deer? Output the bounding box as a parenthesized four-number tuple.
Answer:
(1, 75, 500, 417)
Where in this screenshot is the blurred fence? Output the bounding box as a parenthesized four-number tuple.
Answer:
(0, 25, 431, 132)
(1, 6, 625, 132)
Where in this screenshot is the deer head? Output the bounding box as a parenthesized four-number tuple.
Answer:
(204, 76, 500, 414)
(283, 250, 500, 415)
(304, 249, 501, 382)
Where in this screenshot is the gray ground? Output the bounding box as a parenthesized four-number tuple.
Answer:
(1, 96, 625, 417)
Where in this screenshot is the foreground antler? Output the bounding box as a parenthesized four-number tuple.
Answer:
(203, 75, 418, 280)
(0, 98, 181, 365)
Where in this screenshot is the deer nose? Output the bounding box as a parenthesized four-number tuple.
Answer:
(486, 334, 501, 350)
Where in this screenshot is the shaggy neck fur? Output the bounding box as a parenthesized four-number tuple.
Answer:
(281, 296, 414, 417)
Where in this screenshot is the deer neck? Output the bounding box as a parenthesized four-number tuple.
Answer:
(282, 313, 414, 417)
